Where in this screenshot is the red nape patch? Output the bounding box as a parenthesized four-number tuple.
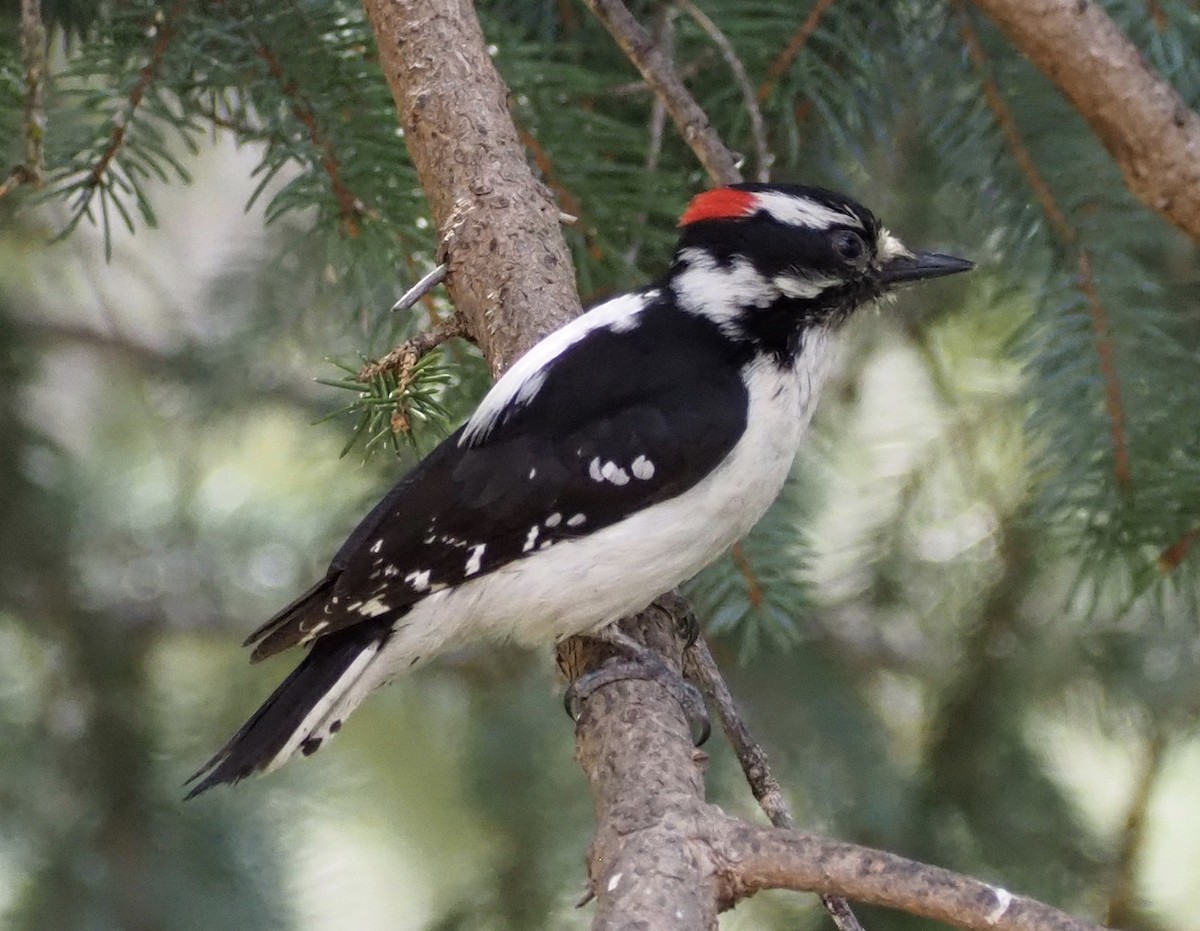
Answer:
(678, 188, 757, 226)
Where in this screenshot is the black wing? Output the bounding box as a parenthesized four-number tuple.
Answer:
(246, 305, 747, 660)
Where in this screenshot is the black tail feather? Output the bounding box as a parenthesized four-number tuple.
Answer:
(241, 573, 338, 660)
(185, 621, 387, 799)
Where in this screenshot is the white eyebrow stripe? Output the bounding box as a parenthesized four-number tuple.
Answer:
(752, 191, 862, 231)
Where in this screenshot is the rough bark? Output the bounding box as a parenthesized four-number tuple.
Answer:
(361, 0, 581, 373)
(970, 0, 1200, 244)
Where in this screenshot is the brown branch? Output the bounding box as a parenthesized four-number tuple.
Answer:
(362, 0, 580, 374)
(757, 0, 838, 103)
(1157, 525, 1200, 573)
(252, 40, 364, 237)
(86, 0, 189, 196)
(9, 0, 47, 194)
(957, 8, 1132, 489)
(1106, 728, 1167, 926)
(674, 0, 771, 182)
(355, 311, 469, 383)
(581, 0, 742, 185)
(967, 0, 1200, 245)
(686, 635, 865, 931)
(722, 823, 1111, 931)
(729, 541, 764, 609)
(686, 636, 793, 827)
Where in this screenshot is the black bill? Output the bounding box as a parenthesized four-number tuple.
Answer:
(880, 251, 974, 285)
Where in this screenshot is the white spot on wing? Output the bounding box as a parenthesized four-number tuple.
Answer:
(631, 456, 655, 480)
(465, 543, 486, 576)
(607, 872, 622, 892)
(404, 569, 431, 591)
(459, 291, 653, 446)
(356, 596, 389, 617)
(567, 513, 586, 527)
(528, 467, 537, 479)
(545, 512, 562, 527)
(523, 525, 539, 553)
(601, 461, 630, 486)
(589, 457, 604, 482)
(370, 539, 383, 554)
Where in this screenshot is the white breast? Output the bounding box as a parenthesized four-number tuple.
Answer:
(369, 329, 836, 674)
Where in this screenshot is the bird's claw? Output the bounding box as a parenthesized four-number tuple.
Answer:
(564, 654, 711, 746)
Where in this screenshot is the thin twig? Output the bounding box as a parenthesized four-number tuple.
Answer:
(674, 0, 771, 182)
(607, 57, 708, 97)
(625, 6, 674, 268)
(1157, 525, 1200, 574)
(686, 636, 866, 931)
(686, 637, 794, 826)
(19, 0, 46, 189)
(86, 0, 189, 196)
(1106, 728, 1167, 926)
(729, 542, 764, 609)
(582, 0, 742, 185)
(956, 5, 1132, 489)
(757, 0, 838, 103)
(252, 39, 364, 236)
(356, 312, 470, 383)
(391, 263, 448, 313)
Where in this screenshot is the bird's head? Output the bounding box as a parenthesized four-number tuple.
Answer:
(670, 183, 972, 360)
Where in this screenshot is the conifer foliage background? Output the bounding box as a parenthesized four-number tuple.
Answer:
(1, 0, 1198, 928)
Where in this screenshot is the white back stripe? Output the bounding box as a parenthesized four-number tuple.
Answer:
(460, 291, 650, 446)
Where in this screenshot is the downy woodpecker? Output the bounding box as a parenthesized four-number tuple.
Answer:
(187, 183, 971, 796)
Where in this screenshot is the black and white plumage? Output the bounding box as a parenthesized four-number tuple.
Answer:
(187, 183, 971, 796)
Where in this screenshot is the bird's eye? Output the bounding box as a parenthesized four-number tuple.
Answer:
(832, 230, 868, 264)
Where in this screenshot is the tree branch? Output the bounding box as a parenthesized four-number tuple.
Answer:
(674, 0, 771, 182)
(719, 823, 1109, 931)
(956, 6, 1132, 489)
(968, 0, 1200, 244)
(361, 0, 582, 374)
(581, 0, 742, 185)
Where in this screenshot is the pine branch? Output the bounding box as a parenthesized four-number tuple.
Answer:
(0, 0, 47, 197)
(251, 38, 365, 236)
(956, 7, 1132, 490)
(674, 0, 771, 182)
(580, 0, 742, 185)
(84, 0, 189, 206)
(1157, 526, 1200, 573)
(757, 0, 838, 103)
(362, 0, 580, 372)
(968, 0, 1200, 244)
(1105, 728, 1167, 927)
(356, 312, 469, 383)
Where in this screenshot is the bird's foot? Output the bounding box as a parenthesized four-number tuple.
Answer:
(563, 634, 710, 745)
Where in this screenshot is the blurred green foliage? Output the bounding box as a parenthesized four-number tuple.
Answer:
(1, 0, 1199, 928)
